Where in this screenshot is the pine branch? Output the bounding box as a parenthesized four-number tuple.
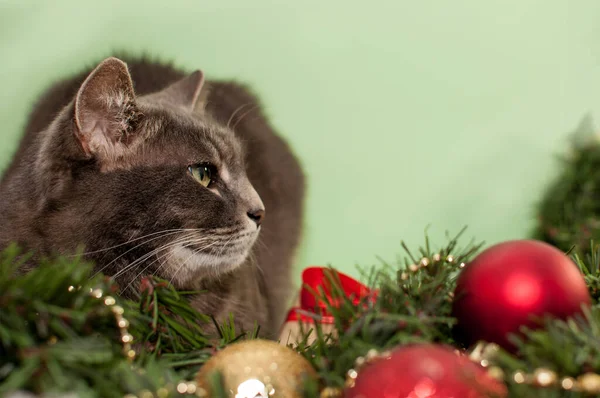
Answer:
(295, 228, 483, 389)
(296, 234, 600, 397)
(571, 242, 600, 304)
(5, 232, 600, 397)
(0, 245, 234, 397)
(0, 245, 164, 397)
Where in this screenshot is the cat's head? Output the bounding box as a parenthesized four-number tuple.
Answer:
(35, 57, 265, 288)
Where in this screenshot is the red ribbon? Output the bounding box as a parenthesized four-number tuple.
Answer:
(285, 267, 375, 325)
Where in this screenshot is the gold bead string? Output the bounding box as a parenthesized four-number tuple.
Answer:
(122, 381, 208, 398)
(311, 348, 395, 397)
(68, 285, 136, 361)
(320, 253, 464, 397)
(331, 343, 600, 396)
(69, 285, 214, 398)
(319, 386, 344, 398)
(398, 253, 463, 304)
(469, 342, 600, 394)
(398, 253, 465, 281)
(344, 348, 390, 390)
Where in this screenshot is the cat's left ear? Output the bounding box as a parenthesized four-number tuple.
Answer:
(158, 70, 208, 112)
(74, 57, 142, 160)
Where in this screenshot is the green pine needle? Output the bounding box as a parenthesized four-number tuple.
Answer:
(3, 229, 600, 397)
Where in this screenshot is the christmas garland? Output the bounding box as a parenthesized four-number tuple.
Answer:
(2, 131, 600, 397)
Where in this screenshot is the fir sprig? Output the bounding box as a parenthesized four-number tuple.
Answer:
(295, 228, 483, 390)
(479, 307, 600, 398)
(4, 232, 600, 397)
(572, 242, 600, 304)
(296, 233, 600, 397)
(0, 245, 171, 397)
(0, 246, 233, 397)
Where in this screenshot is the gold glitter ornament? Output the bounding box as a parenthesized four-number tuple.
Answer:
(196, 339, 317, 397)
(578, 373, 600, 394)
(320, 386, 343, 397)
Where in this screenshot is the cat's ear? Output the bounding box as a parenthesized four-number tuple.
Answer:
(74, 57, 141, 158)
(158, 70, 208, 112)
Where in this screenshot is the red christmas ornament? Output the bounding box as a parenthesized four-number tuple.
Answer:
(344, 344, 506, 398)
(452, 239, 591, 351)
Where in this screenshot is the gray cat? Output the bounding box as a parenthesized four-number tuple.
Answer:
(0, 56, 305, 338)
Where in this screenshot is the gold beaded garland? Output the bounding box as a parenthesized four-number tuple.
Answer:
(337, 255, 467, 394)
(400, 252, 464, 280)
(320, 386, 343, 397)
(342, 348, 392, 390)
(68, 285, 135, 361)
(104, 300, 135, 360)
(561, 377, 575, 390)
(468, 342, 600, 394)
(533, 368, 557, 387)
(578, 373, 600, 394)
(66, 258, 600, 398)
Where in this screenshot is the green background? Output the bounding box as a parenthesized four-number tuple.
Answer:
(1, 1, 600, 282)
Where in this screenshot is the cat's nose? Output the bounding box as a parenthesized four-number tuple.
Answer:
(247, 208, 265, 227)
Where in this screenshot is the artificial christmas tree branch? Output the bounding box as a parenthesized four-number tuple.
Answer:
(2, 228, 600, 397)
(294, 232, 600, 397)
(0, 245, 249, 397)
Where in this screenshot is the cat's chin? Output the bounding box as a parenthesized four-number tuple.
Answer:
(164, 244, 251, 286)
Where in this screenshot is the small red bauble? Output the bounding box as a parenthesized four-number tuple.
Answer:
(344, 344, 506, 398)
(452, 240, 591, 351)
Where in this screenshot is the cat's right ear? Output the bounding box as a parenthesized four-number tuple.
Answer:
(155, 70, 210, 114)
(74, 57, 142, 161)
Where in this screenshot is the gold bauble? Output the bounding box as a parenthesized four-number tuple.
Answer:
(578, 373, 600, 394)
(196, 339, 317, 398)
(320, 386, 343, 397)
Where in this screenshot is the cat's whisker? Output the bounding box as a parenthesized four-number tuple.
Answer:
(91, 230, 201, 278)
(253, 235, 271, 254)
(213, 234, 237, 265)
(125, 240, 189, 284)
(226, 102, 253, 129)
(231, 105, 259, 132)
(91, 231, 184, 277)
(249, 250, 262, 274)
(110, 246, 161, 281)
(167, 238, 225, 286)
(75, 228, 199, 257)
(120, 238, 199, 294)
(116, 235, 218, 294)
(150, 236, 211, 279)
(122, 242, 188, 294)
(110, 234, 206, 281)
(166, 246, 198, 287)
(244, 249, 264, 282)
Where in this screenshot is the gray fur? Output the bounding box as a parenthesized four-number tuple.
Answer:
(0, 56, 305, 338)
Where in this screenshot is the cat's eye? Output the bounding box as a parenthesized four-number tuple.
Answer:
(188, 164, 214, 187)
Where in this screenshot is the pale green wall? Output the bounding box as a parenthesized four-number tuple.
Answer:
(1, 1, 600, 281)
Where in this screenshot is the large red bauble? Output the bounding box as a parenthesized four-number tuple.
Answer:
(452, 240, 591, 351)
(344, 344, 506, 398)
